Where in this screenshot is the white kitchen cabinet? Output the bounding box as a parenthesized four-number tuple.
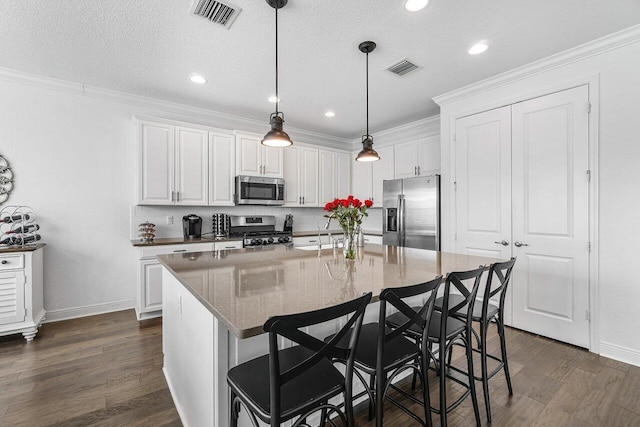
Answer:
(284, 146, 319, 207)
(209, 131, 236, 206)
(394, 136, 440, 179)
(137, 120, 209, 206)
(136, 242, 215, 320)
(319, 150, 352, 203)
(351, 145, 393, 207)
(235, 132, 284, 178)
(0, 247, 45, 341)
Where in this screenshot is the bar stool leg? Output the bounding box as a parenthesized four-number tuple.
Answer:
(230, 390, 239, 427)
(497, 318, 514, 395)
(368, 374, 375, 420)
(465, 331, 481, 427)
(480, 320, 492, 422)
(375, 372, 386, 427)
(439, 342, 448, 427)
(421, 353, 434, 427)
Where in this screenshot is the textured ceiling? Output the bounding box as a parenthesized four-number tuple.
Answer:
(0, 0, 639, 138)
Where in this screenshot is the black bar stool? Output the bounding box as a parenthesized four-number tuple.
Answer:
(326, 276, 443, 427)
(387, 267, 485, 427)
(435, 257, 517, 423)
(226, 292, 372, 427)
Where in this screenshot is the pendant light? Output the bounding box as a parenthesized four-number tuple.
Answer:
(261, 0, 293, 147)
(356, 41, 380, 162)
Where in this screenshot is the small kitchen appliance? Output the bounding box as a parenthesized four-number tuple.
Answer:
(283, 214, 293, 233)
(212, 213, 230, 238)
(229, 215, 292, 247)
(182, 214, 202, 239)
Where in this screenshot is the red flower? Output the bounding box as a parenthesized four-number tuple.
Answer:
(324, 202, 331, 211)
(364, 199, 373, 208)
(341, 199, 349, 207)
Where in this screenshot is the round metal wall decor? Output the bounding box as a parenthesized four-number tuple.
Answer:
(0, 154, 13, 205)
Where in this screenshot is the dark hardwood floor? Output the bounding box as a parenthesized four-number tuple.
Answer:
(1, 309, 639, 426)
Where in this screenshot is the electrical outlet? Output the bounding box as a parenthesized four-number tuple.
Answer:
(166, 215, 173, 225)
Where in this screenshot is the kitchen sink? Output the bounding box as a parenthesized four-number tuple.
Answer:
(296, 243, 343, 251)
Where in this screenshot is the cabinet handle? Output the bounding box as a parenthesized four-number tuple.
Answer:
(1, 260, 7, 264)
(173, 249, 187, 253)
(176, 191, 180, 202)
(223, 246, 235, 249)
(414, 166, 417, 175)
(302, 196, 305, 204)
(417, 166, 421, 175)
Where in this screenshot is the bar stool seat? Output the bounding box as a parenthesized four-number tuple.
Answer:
(227, 346, 345, 422)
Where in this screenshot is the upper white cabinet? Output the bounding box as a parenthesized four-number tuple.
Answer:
(319, 150, 351, 203)
(236, 132, 284, 178)
(284, 145, 319, 207)
(209, 132, 235, 206)
(137, 120, 208, 206)
(394, 136, 440, 179)
(350, 145, 393, 206)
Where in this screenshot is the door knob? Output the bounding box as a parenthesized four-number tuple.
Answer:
(1, 260, 7, 264)
(514, 241, 529, 247)
(494, 240, 509, 246)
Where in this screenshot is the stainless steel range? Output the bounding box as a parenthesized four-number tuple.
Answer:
(229, 215, 292, 247)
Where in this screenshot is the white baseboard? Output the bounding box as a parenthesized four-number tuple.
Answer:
(599, 341, 640, 368)
(45, 299, 135, 323)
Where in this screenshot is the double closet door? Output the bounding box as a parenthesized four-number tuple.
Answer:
(454, 85, 590, 348)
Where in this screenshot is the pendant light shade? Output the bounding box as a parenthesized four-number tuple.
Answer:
(356, 41, 379, 162)
(262, 0, 293, 147)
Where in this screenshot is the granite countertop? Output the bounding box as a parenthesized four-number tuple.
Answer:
(131, 236, 242, 247)
(0, 243, 46, 253)
(293, 229, 382, 237)
(158, 245, 502, 339)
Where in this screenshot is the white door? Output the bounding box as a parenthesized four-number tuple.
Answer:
(455, 106, 513, 261)
(372, 146, 394, 206)
(511, 86, 590, 348)
(283, 146, 302, 206)
(262, 146, 284, 178)
(300, 147, 319, 206)
(335, 152, 351, 200)
(209, 132, 235, 206)
(351, 154, 372, 202)
(138, 121, 174, 205)
(175, 127, 208, 206)
(319, 151, 336, 204)
(236, 134, 262, 176)
(394, 140, 419, 179)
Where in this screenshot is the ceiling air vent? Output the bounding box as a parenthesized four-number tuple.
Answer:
(189, 0, 242, 29)
(385, 58, 420, 76)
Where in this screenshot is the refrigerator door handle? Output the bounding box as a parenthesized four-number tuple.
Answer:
(398, 195, 405, 246)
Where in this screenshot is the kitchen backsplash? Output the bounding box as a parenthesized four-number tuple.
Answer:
(130, 205, 382, 239)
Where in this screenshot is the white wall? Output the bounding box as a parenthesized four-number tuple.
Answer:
(0, 72, 382, 321)
(435, 26, 640, 364)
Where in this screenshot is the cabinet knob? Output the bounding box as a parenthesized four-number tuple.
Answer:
(1, 260, 7, 264)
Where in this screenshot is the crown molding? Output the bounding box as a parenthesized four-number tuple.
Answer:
(350, 115, 440, 150)
(0, 66, 352, 150)
(433, 24, 640, 106)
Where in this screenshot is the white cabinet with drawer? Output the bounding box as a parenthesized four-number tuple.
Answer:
(0, 247, 45, 341)
(136, 241, 242, 320)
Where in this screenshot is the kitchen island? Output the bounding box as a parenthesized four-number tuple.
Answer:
(158, 244, 501, 427)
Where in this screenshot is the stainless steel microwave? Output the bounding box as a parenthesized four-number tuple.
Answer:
(235, 175, 285, 206)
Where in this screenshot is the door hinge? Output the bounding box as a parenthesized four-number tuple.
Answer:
(586, 309, 591, 321)
(588, 241, 591, 251)
(586, 170, 591, 183)
(586, 102, 591, 114)
(453, 181, 457, 191)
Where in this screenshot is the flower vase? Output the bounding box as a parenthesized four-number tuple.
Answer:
(342, 226, 357, 260)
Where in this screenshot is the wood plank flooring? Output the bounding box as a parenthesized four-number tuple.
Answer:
(1, 309, 639, 426)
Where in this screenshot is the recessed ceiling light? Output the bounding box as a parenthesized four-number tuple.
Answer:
(325, 111, 335, 118)
(405, 0, 429, 12)
(468, 42, 489, 55)
(190, 75, 207, 84)
(268, 96, 280, 103)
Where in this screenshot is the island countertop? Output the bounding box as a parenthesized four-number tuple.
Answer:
(157, 245, 502, 339)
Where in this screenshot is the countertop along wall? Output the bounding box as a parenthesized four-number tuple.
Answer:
(0, 68, 381, 321)
(435, 25, 640, 365)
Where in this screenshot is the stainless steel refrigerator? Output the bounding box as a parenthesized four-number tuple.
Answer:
(382, 175, 440, 250)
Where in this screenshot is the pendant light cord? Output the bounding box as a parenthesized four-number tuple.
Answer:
(275, 5, 279, 115)
(366, 50, 369, 137)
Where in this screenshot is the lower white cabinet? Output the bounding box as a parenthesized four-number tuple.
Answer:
(0, 247, 45, 341)
(136, 241, 242, 320)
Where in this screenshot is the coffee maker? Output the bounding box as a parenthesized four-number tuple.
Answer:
(182, 214, 202, 239)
